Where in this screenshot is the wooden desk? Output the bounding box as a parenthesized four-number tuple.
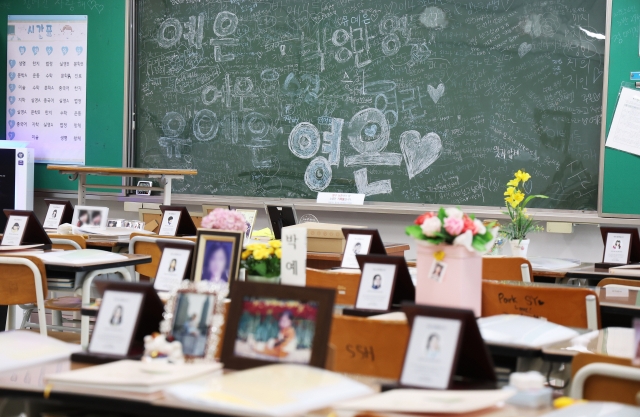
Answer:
(533, 263, 637, 284)
(47, 165, 198, 205)
(542, 327, 635, 363)
(307, 243, 410, 269)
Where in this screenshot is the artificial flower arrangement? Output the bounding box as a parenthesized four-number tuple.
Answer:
(501, 170, 548, 242)
(201, 208, 247, 232)
(406, 207, 499, 253)
(241, 240, 282, 278)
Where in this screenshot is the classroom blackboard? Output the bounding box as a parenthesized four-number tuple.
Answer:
(600, 0, 640, 217)
(135, 0, 606, 210)
(0, 0, 126, 191)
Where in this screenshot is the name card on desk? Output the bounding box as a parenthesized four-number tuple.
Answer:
(280, 227, 307, 286)
(606, 286, 630, 298)
(317, 192, 365, 205)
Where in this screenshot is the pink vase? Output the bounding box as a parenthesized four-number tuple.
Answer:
(415, 241, 483, 317)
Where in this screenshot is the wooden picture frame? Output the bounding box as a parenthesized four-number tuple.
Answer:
(399, 304, 496, 390)
(1, 210, 52, 249)
(191, 229, 244, 287)
(221, 282, 336, 370)
(202, 204, 231, 214)
(43, 199, 74, 228)
(159, 205, 197, 236)
(161, 281, 228, 361)
(153, 240, 195, 293)
(596, 227, 640, 268)
(235, 209, 258, 239)
(265, 204, 297, 240)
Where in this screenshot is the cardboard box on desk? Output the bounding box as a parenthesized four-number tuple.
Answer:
(285, 223, 364, 253)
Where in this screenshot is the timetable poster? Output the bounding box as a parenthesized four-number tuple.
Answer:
(6, 15, 87, 164)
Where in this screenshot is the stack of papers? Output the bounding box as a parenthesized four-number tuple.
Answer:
(528, 258, 581, 271)
(0, 244, 45, 252)
(478, 315, 579, 348)
(78, 227, 153, 242)
(165, 364, 373, 417)
(0, 331, 81, 373)
(36, 249, 128, 266)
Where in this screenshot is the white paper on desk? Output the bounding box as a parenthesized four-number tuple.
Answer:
(606, 87, 640, 156)
(336, 389, 516, 414)
(478, 315, 579, 348)
(164, 364, 374, 417)
(36, 249, 127, 266)
(0, 331, 80, 373)
(528, 258, 581, 271)
(280, 227, 307, 287)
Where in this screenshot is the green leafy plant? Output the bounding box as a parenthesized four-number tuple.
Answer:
(241, 241, 281, 278)
(501, 170, 548, 242)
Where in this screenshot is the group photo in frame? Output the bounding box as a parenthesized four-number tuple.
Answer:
(221, 282, 335, 370)
(191, 229, 244, 285)
(72, 205, 109, 229)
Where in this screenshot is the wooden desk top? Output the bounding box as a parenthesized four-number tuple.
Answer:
(542, 327, 635, 362)
(533, 263, 635, 281)
(307, 243, 410, 261)
(47, 165, 198, 177)
(42, 253, 151, 273)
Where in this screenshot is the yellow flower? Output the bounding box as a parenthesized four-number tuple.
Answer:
(507, 178, 520, 187)
(505, 191, 525, 208)
(241, 250, 252, 260)
(269, 240, 282, 249)
(504, 187, 516, 197)
(275, 248, 282, 259)
(253, 249, 268, 261)
(247, 243, 267, 251)
(267, 247, 275, 255)
(515, 170, 531, 183)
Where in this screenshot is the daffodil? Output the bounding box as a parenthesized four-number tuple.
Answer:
(513, 190, 525, 205)
(241, 249, 252, 260)
(515, 170, 531, 183)
(507, 178, 520, 187)
(504, 187, 516, 197)
(275, 248, 282, 259)
(269, 240, 282, 249)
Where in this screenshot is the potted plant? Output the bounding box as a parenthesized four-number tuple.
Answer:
(406, 208, 498, 316)
(241, 241, 282, 283)
(501, 170, 548, 258)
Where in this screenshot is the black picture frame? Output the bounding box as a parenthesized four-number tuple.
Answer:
(342, 228, 387, 255)
(154, 240, 195, 290)
(43, 199, 74, 226)
(221, 281, 335, 370)
(2, 210, 52, 250)
(399, 304, 496, 390)
(159, 205, 197, 236)
(191, 229, 244, 288)
(595, 227, 640, 268)
(265, 204, 297, 240)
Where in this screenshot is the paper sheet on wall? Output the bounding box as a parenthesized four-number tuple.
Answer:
(605, 87, 640, 157)
(6, 15, 87, 164)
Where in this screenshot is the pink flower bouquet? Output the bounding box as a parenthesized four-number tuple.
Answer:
(201, 208, 247, 232)
(406, 208, 499, 254)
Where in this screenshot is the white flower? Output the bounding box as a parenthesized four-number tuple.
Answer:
(445, 207, 464, 220)
(420, 217, 442, 237)
(453, 230, 474, 252)
(473, 219, 486, 235)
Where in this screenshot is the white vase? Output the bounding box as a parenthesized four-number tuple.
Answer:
(510, 239, 530, 258)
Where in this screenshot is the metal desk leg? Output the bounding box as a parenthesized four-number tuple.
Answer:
(80, 267, 133, 349)
(6, 305, 16, 331)
(78, 173, 86, 206)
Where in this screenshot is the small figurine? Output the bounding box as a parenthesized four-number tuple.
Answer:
(142, 333, 185, 364)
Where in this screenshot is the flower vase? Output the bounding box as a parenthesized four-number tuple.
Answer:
(415, 241, 483, 317)
(509, 239, 530, 258)
(246, 274, 280, 284)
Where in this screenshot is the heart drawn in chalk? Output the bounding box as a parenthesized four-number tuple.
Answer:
(400, 130, 443, 179)
(8, 132, 15, 140)
(9, 72, 15, 81)
(62, 46, 69, 55)
(8, 109, 15, 117)
(518, 42, 532, 58)
(46, 46, 53, 55)
(18, 46, 26, 55)
(9, 60, 16, 68)
(427, 83, 445, 104)
(32, 46, 39, 55)
(364, 124, 378, 137)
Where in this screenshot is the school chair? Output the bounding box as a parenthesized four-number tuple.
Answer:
(0, 256, 48, 336)
(138, 208, 162, 234)
(481, 280, 600, 330)
(482, 257, 532, 282)
(202, 204, 230, 214)
(306, 268, 361, 306)
(128, 234, 196, 281)
(571, 353, 640, 405)
(49, 234, 87, 250)
(596, 277, 640, 289)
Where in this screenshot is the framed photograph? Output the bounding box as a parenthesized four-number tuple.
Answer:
(221, 282, 336, 370)
(43, 199, 74, 228)
(354, 262, 397, 311)
(192, 229, 244, 285)
(235, 209, 258, 239)
(154, 241, 195, 293)
(1, 210, 52, 249)
(597, 227, 640, 268)
(72, 205, 109, 229)
(107, 219, 125, 228)
(136, 180, 153, 196)
(341, 228, 387, 268)
(159, 205, 197, 236)
(160, 281, 228, 361)
(265, 204, 297, 240)
(1, 215, 28, 246)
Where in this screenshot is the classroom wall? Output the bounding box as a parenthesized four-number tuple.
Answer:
(34, 196, 606, 262)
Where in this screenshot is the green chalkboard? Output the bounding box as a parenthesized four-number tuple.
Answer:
(135, 0, 606, 210)
(0, 0, 126, 191)
(601, 0, 640, 216)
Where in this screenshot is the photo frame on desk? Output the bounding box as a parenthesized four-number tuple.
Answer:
(159, 206, 197, 237)
(1, 210, 52, 249)
(341, 228, 386, 269)
(235, 209, 258, 240)
(72, 282, 164, 364)
(153, 241, 195, 293)
(399, 305, 496, 390)
(221, 281, 335, 370)
(191, 229, 244, 286)
(265, 204, 297, 240)
(596, 227, 640, 268)
(43, 199, 74, 229)
(343, 255, 415, 317)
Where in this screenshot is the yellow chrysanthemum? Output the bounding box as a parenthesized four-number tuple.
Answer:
(253, 249, 268, 260)
(241, 250, 252, 260)
(247, 243, 267, 251)
(269, 240, 282, 249)
(267, 247, 275, 255)
(515, 170, 531, 183)
(507, 178, 520, 187)
(275, 248, 282, 259)
(504, 187, 516, 197)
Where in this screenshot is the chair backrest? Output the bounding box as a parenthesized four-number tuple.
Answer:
(571, 353, 640, 404)
(139, 209, 162, 234)
(482, 257, 532, 282)
(597, 278, 640, 288)
(0, 256, 48, 305)
(129, 233, 196, 280)
(49, 234, 87, 250)
(306, 268, 361, 306)
(202, 205, 231, 214)
(481, 280, 601, 329)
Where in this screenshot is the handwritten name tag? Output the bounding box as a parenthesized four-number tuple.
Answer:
(317, 192, 365, 205)
(606, 287, 630, 298)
